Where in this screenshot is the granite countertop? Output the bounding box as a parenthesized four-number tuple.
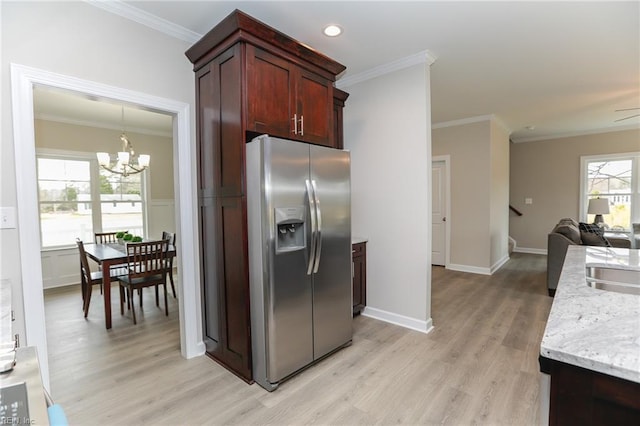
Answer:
(540, 245, 640, 383)
(352, 236, 368, 245)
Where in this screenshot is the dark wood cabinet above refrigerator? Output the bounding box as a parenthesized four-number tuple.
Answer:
(186, 9, 347, 382)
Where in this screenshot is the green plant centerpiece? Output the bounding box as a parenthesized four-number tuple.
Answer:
(122, 233, 133, 242)
(116, 231, 128, 244)
(131, 236, 143, 242)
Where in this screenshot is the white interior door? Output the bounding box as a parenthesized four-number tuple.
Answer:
(432, 160, 447, 266)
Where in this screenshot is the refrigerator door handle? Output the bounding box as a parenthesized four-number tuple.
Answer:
(305, 179, 317, 275)
(311, 180, 322, 273)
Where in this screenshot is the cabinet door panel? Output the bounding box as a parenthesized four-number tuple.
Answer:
(297, 70, 333, 147)
(199, 195, 252, 380)
(214, 196, 252, 379)
(200, 197, 219, 348)
(247, 46, 293, 137)
(196, 46, 244, 197)
(352, 242, 366, 315)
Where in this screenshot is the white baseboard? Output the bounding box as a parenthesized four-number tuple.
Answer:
(361, 306, 434, 334)
(42, 279, 79, 290)
(447, 263, 491, 275)
(490, 254, 510, 274)
(514, 247, 547, 255)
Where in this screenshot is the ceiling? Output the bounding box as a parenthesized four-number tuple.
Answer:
(35, 1, 640, 142)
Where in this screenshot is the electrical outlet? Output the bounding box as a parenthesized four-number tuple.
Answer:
(0, 207, 16, 229)
(525, 198, 533, 205)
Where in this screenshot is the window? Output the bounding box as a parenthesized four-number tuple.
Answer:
(37, 152, 147, 249)
(581, 153, 640, 231)
(98, 169, 145, 239)
(38, 158, 93, 247)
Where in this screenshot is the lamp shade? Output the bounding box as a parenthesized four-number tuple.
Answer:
(587, 197, 610, 215)
(96, 152, 110, 167)
(137, 154, 150, 168)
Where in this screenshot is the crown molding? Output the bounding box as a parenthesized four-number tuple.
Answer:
(432, 114, 495, 129)
(336, 50, 437, 89)
(511, 123, 640, 143)
(432, 114, 511, 134)
(35, 113, 173, 138)
(86, 0, 202, 43)
(492, 115, 511, 135)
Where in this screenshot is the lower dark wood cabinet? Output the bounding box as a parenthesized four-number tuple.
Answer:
(352, 241, 367, 315)
(200, 196, 252, 381)
(540, 356, 640, 425)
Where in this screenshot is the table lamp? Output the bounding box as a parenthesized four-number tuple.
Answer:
(587, 197, 610, 227)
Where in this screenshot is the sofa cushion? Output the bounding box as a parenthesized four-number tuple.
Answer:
(558, 218, 579, 228)
(553, 223, 582, 244)
(578, 222, 611, 247)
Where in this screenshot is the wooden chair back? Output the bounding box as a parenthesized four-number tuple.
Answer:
(161, 231, 177, 298)
(125, 240, 169, 281)
(161, 231, 176, 247)
(95, 232, 119, 244)
(76, 238, 93, 284)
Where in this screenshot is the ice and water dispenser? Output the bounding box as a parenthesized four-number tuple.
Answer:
(274, 206, 306, 253)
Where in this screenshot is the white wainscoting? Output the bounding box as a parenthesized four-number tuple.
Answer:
(41, 248, 81, 289)
(40, 198, 175, 289)
(147, 199, 176, 239)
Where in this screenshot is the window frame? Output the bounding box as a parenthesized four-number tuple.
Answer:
(580, 151, 640, 231)
(36, 148, 149, 250)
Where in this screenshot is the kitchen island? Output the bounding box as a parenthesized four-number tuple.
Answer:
(540, 245, 640, 425)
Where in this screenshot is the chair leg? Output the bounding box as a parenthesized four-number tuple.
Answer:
(80, 265, 85, 305)
(155, 285, 159, 307)
(163, 283, 168, 317)
(130, 288, 137, 325)
(169, 270, 177, 298)
(119, 285, 125, 315)
(83, 283, 93, 318)
(139, 288, 143, 308)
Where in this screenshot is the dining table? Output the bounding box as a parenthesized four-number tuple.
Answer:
(83, 242, 176, 329)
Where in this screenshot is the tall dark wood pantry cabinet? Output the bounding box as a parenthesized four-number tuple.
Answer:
(186, 10, 347, 381)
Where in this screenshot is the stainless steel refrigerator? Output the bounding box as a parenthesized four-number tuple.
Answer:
(246, 134, 352, 391)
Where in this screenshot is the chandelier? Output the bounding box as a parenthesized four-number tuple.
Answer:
(96, 106, 150, 177)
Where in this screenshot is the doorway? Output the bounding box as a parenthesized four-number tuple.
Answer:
(11, 64, 204, 389)
(432, 156, 450, 266)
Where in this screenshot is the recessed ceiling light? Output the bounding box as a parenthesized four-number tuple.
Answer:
(323, 24, 342, 37)
(525, 125, 536, 130)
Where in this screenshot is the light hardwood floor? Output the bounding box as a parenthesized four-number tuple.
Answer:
(44, 253, 552, 425)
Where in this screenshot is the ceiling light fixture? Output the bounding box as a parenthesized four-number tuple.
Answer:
(96, 106, 150, 177)
(323, 24, 342, 37)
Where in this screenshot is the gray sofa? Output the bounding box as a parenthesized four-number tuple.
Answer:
(547, 218, 631, 296)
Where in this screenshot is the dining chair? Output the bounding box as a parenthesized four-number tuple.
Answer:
(95, 232, 128, 286)
(118, 240, 170, 324)
(162, 231, 177, 298)
(94, 232, 119, 244)
(76, 238, 128, 318)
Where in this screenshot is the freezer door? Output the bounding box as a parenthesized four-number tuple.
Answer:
(309, 145, 352, 359)
(263, 137, 314, 382)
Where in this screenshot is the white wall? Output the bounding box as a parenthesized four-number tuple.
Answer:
(432, 121, 492, 272)
(432, 117, 511, 274)
(342, 63, 433, 332)
(510, 128, 640, 251)
(1, 1, 195, 365)
(489, 120, 510, 271)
